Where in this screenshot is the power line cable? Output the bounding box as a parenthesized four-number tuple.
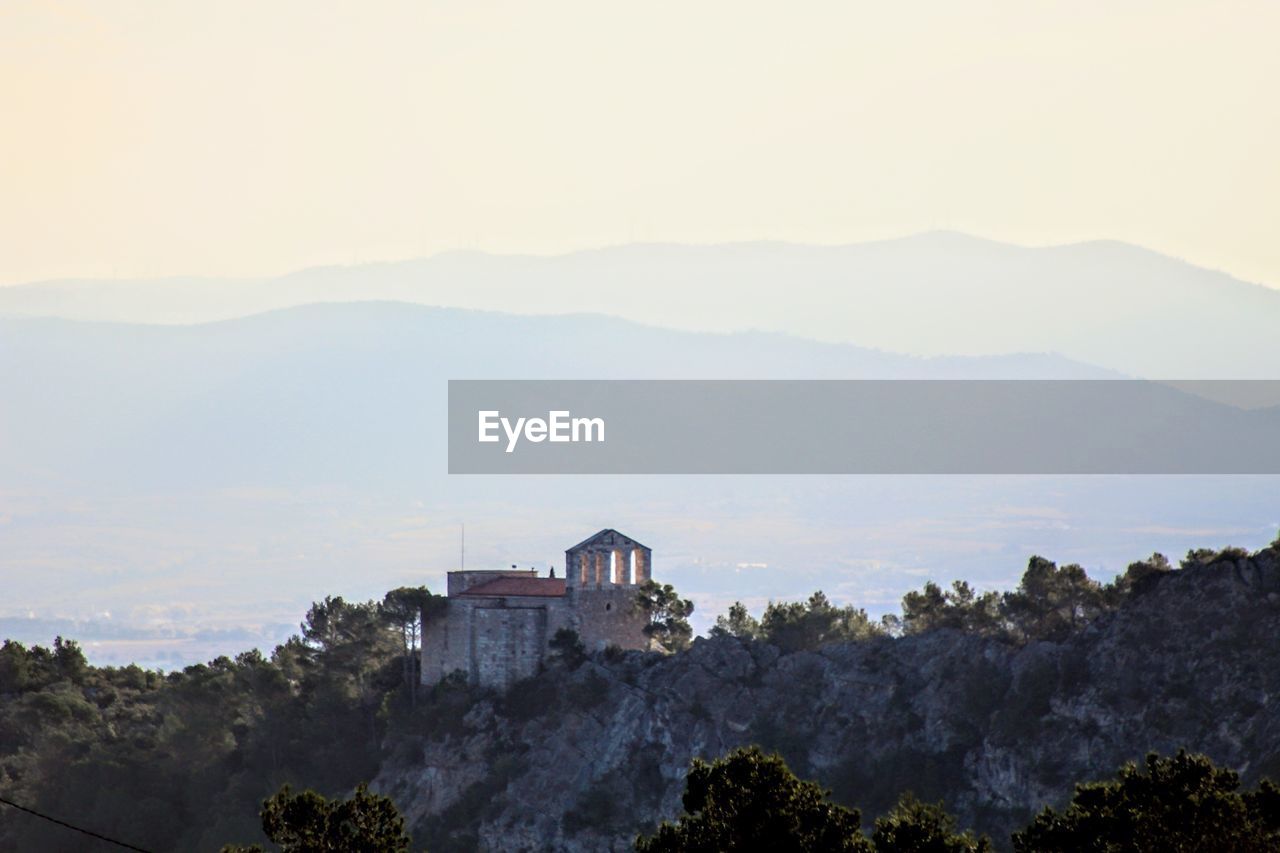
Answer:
(0, 794, 153, 852)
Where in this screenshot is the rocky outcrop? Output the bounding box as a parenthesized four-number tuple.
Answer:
(373, 546, 1280, 851)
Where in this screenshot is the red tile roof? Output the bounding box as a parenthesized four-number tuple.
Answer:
(457, 576, 567, 598)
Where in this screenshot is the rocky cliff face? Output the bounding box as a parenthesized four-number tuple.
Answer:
(373, 547, 1280, 852)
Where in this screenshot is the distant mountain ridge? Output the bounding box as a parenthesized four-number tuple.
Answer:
(0, 302, 1116, 493)
(3, 233, 1279, 377)
(3, 301, 1279, 668)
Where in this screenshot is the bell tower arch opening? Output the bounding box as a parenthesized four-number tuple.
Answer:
(564, 528, 651, 590)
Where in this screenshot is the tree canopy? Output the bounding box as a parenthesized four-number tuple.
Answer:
(760, 591, 883, 652)
(871, 794, 991, 853)
(222, 782, 412, 853)
(1013, 750, 1280, 853)
(636, 748, 993, 852)
(710, 601, 761, 641)
(380, 587, 445, 708)
(635, 746, 871, 852)
(634, 580, 695, 652)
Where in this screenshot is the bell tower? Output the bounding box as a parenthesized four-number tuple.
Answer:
(564, 528, 651, 589)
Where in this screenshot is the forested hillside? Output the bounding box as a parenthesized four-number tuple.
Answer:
(2, 540, 1278, 851)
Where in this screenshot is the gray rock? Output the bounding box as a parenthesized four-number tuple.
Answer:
(374, 549, 1280, 852)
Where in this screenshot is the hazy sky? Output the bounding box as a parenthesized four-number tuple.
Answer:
(2, 1, 1278, 286)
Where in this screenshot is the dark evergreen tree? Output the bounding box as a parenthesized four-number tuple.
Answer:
(634, 580, 695, 652)
(872, 793, 991, 852)
(222, 782, 412, 853)
(1013, 750, 1280, 853)
(636, 746, 871, 852)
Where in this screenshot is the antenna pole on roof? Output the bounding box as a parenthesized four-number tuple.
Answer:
(460, 522, 465, 571)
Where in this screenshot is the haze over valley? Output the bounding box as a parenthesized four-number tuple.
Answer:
(3, 237, 1279, 667)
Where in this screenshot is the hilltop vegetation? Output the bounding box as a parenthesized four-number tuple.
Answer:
(1, 539, 1278, 850)
(0, 589, 437, 851)
(712, 549, 1180, 649)
(634, 746, 1280, 853)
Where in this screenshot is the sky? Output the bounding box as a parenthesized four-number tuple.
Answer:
(2, 1, 1278, 287)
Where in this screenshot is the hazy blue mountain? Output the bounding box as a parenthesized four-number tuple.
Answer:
(3, 233, 1279, 377)
(2, 303, 1277, 668)
(0, 302, 1124, 492)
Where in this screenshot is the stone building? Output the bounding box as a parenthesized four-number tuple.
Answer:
(420, 529, 652, 689)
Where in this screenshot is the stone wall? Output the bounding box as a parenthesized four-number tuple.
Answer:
(468, 604, 546, 689)
(570, 586, 648, 653)
(422, 596, 578, 689)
